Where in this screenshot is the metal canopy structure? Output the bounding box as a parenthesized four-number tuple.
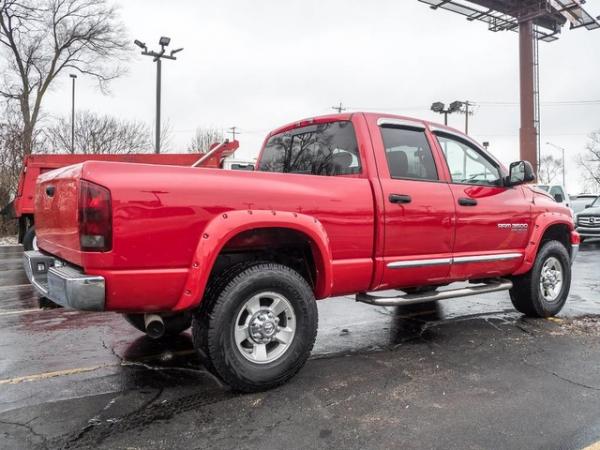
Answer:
(419, 0, 600, 175)
(420, 0, 600, 41)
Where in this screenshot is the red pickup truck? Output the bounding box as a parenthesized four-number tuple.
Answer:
(24, 112, 579, 391)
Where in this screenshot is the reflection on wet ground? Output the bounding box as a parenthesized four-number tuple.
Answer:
(0, 241, 599, 449)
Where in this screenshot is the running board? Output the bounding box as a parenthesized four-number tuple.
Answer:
(356, 279, 513, 307)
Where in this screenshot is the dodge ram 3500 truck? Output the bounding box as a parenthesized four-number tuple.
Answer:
(24, 112, 579, 392)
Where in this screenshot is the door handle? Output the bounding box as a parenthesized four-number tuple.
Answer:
(389, 194, 412, 204)
(458, 197, 477, 206)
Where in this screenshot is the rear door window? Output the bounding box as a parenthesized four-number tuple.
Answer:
(258, 121, 361, 176)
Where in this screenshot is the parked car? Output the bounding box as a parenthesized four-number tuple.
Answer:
(24, 112, 578, 391)
(575, 195, 600, 242)
(533, 184, 571, 209)
(571, 194, 599, 215)
(2, 143, 241, 250)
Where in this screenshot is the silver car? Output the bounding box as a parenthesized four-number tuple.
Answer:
(575, 196, 600, 243)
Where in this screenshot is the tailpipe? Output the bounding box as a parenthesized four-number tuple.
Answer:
(144, 314, 165, 339)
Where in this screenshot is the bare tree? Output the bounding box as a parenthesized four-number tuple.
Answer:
(0, 104, 27, 233)
(0, 0, 130, 155)
(158, 119, 174, 153)
(537, 154, 562, 185)
(577, 130, 600, 191)
(45, 110, 152, 154)
(188, 127, 224, 153)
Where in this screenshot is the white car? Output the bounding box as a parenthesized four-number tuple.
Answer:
(533, 184, 571, 209)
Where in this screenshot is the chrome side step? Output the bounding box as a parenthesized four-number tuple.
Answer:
(356, 279, 513, 307)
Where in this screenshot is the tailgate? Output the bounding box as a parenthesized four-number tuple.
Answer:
(35, 164, 83, 266)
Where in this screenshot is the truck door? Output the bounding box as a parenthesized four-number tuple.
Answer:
(433, 131, 531, 280)
(372, 119, 456, 290)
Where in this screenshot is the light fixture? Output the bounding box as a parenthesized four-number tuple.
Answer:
(431, 102, 445, 113)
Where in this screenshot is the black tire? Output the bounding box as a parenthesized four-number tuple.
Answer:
(123, 312, 192, 338)
(193, 262, 318, 392)
(509, 240, 571, 318)
(23, 226, 37, 251)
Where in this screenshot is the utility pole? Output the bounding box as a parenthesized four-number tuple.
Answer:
(463, 100, 474, 135)
(228, 126, 240, 141)
(332, 102, 346, 113)
(69, 74, 77, 153)
(134, 37, 183, 154)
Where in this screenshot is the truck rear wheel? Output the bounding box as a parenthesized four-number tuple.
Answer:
(509, 240, 571, 318)
(122, 312, 192, 338)
(193, 262, 318, 392)
(23, 226, 37, 251)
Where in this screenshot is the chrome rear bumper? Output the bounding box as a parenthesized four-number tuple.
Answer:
(23, 251, 105, 311)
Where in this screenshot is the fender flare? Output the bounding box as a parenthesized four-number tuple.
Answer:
(173, 209, 333, 311)
(513, 213, 574, 276)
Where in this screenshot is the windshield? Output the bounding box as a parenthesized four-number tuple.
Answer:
(536, 185, 550, 192)
(591, 196, 600, 208)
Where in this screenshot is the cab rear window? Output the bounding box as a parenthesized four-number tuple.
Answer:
(258, 121, 361, 176)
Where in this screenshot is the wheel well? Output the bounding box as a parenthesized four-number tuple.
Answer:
(540, 223, 571, 255)
(208, 227, 319, 292)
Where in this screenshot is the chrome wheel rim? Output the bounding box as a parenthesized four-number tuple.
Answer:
(540, 256, 563, 302)
(234, 292, 296, 364)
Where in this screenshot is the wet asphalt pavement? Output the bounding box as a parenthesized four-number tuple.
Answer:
(1, 243, 600, 449)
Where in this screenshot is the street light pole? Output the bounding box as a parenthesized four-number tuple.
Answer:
(69, 74, 77, 153)
(431, 101, 463, 127)
(546, 142, 566, 188)
(134, 37, 183, 154)
(155, 58, 161, 154)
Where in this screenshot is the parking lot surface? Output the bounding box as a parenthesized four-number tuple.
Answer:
(1, 241, 600, 449)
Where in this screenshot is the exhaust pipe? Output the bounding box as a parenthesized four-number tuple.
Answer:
(144, 314, 165, 339)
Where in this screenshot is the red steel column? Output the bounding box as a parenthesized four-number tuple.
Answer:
(519, 20, 538, 175)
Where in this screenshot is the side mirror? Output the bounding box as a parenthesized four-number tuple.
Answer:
(553, 193, 564, 203)
(507, 160, 535, 186)
(585, 204, 592, 209)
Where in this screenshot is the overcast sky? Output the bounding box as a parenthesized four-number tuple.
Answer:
(42, 0, 600, 194)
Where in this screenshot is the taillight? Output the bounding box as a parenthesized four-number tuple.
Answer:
(78, 180, 112, 252)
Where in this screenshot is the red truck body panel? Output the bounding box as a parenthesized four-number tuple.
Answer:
(14, 153, 227, 218)
(33, 112, 576, 313)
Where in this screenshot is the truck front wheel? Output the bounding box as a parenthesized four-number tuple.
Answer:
(193, 263, 318, 392)
(509, 240, 571, 317)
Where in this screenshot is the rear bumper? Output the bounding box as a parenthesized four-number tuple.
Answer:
(23, 251, 105, 311)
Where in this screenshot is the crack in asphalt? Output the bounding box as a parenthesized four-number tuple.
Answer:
(53, 387, 234, 449)
(57, 388, 165, 450)
(520, 359, 600, 392)
(0, 417, 48, 450)
(100, 338, 225, 388)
